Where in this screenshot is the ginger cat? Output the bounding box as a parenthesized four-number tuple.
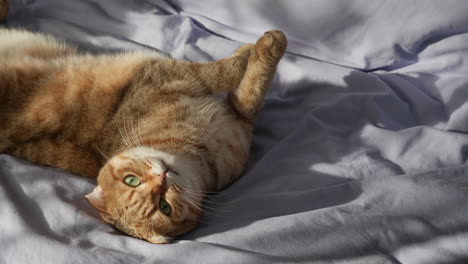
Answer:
(0, 0, 287, 243)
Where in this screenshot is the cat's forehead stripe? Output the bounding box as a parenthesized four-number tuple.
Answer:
(145, 163, 152, 171)
(117, 154, 131, 160)
(106, 162, 119, 180)
(113, 156, 137, 167)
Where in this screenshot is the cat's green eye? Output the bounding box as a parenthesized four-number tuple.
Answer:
(123, 175, 141, 187)
(159, 199, 172, 216)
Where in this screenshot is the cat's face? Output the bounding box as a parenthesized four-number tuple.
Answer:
(85, 147, 203, 243)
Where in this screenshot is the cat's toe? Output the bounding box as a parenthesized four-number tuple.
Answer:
(264, 30, 287, 46)
(255, 30, 287, 62)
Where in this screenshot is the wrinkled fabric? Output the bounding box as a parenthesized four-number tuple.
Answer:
(2, 0, 468, 263)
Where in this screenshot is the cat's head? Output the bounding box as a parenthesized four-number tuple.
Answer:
(85, 147, 204, 244)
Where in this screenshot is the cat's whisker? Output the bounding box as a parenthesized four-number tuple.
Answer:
(169, 179, 232, 202)
(181, 189, 236, 206)
(182, 195, 226, 217)
(192, 204, 229, 218)
(128, 118, 141, 148)
(124, 116, 139, 150)
(122, 117, 148, 163)
(178, 189, 203, 199)
(124, 116, 137, 148)
(185, 193, 233, 205)
(165, 177, 227, 211)
(134, 114, 146, 149)
(118, 115, 130, 146)
(95, 145, 110, 161)
(187, 198, 231, 212)
(179, 190, 231, 212)
(116, 119, 133, 150)
(178, 187, 221, 200)
(179, 185, 223, 196)
(178, 189, 209, 199)
(115, 122, 125, 147)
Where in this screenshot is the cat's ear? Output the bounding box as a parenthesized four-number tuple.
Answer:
(148, 235, 172, 244)
(85, 186, 108, 212)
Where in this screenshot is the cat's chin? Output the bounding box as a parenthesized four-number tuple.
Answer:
(101, 213, 174, 244)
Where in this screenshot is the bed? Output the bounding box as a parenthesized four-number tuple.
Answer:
(2, 0, 468, 263)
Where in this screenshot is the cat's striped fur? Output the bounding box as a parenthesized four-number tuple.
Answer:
(0, 0, 287, 243)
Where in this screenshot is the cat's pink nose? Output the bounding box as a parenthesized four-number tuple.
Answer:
(159, 170, 167, 178)
(148, 168, 167, 179)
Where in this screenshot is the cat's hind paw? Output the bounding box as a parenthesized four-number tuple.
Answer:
(254, 30, 288, 63)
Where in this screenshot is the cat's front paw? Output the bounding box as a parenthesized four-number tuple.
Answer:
(254, 30, 287, 63)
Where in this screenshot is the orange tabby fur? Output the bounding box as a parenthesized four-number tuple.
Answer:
(0, 0, 287, 243)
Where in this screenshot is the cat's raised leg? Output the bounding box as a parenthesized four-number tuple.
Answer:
(188, 43, 254, 92)
(229, 30, 287, 120)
